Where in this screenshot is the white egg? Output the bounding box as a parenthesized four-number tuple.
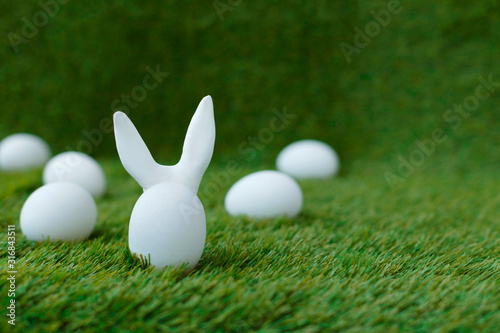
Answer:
(43, 151, 106, 197)
(20, 182, 97, 242)
(276, 139, 340, 179)
(225, 170, 303, 218)
(129, 182, 206, 271)
(0, 133, 51, 171)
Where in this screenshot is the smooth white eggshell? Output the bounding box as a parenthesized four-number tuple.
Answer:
(43, 151, 106, 197)
(129, 182, 206, 271)
(276, 139, 340, 179)
(20, 182, 97, 241)
(224, 170, 303, 218)
(0, 133, 51, 171)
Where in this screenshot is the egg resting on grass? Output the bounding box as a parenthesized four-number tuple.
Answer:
(20, 182, 97, 242)
(0, 133, 51, 171)
(43, 151, 106, 197)
(276, 139, 340, 179)
(224, 170, 303, 218)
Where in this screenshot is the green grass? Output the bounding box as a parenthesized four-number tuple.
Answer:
(1, 158, 499, 332)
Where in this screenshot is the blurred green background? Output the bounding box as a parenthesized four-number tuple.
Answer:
(1, 0, 499, 170)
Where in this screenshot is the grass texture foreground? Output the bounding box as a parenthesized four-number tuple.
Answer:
(1, 159, 499, 332)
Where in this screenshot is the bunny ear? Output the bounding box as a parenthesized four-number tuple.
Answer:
(177, 96, 216, 193)
(113, 112, 165, 189)
(113, 96, 215, 194)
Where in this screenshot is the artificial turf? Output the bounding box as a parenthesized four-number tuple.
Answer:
(1, 158, 499, 332)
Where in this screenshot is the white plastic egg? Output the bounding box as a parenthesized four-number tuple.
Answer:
(20, 182, 97, 242)
(276, 139, 340, 179)
(0, 133, 51, 171)
(224, 170, 303, 218)
(43, 151, 106, 197)
(129, 182, 206, 271)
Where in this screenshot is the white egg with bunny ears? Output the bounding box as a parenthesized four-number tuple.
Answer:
(113, 96, 215, 271)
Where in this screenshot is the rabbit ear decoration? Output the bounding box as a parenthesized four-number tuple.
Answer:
(113, 96, 215, 194)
